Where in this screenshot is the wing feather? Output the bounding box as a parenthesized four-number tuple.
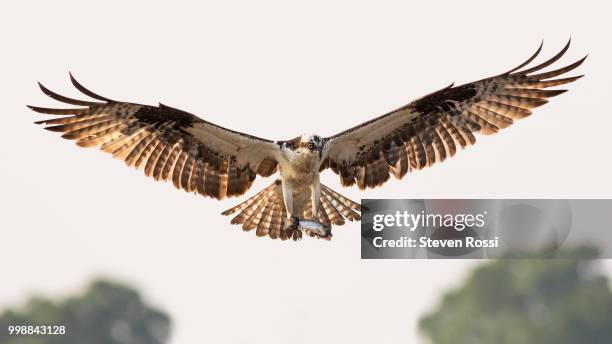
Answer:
(323, 40, 585, 189)
(30, 74, 280, 200)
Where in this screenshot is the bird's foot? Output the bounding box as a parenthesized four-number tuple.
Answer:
(282, 216, 303, 241)
(305, 227, 333, 240)
(284, 215, 299, 230)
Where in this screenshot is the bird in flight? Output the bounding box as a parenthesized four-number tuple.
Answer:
(30, 40, 585, 241)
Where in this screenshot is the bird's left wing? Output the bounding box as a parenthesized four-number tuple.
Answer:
(30, 74, 280, 199)
(322, 40, 586, 189)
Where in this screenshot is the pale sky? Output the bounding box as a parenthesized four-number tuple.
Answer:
(1, 1, 611, 343)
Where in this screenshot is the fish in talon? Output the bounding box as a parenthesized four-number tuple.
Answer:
(297, 218, 329, 236)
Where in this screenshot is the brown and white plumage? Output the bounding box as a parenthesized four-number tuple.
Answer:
(322, 39, 586, 189)
(30, 40, 585, 241)
(31, 73, 279, 200)
(221, 180, 361, 240)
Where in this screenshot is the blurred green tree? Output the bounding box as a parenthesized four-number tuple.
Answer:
(419, 246, 612, 344)
(0, 279, 171, 344)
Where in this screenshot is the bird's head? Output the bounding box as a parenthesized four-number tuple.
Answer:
(280, 134, 325, 159)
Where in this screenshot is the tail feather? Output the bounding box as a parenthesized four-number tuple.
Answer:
(221, 181, 278, 216)
(268, 202, 284, 239)
(243, 197, 270, 231)
(256, 200, 275, 237)
(316, 202, 333, 228)
(320, 186, 361, 221)
(321, 185, 362, 211)
(318, 193, 346, 226)
(221, 179, 362, 240)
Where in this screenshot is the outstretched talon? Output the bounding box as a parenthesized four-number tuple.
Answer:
(288, 215, 300, 230)
(307, 227, 332, 240)
(318, 228, 333, 240)
(282, 216, 303, 241)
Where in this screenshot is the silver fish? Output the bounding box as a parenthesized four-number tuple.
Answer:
(298, 218, 332, 240)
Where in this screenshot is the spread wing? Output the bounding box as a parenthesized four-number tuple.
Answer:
(30, 74, 280, 199)
(322, 40, 586, 189)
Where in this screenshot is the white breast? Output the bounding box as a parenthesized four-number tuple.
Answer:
(278, 146, 320, 186)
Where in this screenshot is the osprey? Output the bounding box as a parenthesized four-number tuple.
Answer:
(29, 40, 585, 241)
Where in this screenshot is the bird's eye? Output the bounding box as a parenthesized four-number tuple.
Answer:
(307, 143, 315, 149)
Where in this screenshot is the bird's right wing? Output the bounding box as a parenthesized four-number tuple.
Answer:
(30, 74, 280, 199)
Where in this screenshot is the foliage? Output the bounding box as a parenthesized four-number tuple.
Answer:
(419, 246, 612, 344)
(0, 279, 170, 344)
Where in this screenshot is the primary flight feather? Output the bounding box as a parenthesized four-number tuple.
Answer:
(29, 40, 586, 241)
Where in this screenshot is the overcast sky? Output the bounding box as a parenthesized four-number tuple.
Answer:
(1, 1, 611, 343)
